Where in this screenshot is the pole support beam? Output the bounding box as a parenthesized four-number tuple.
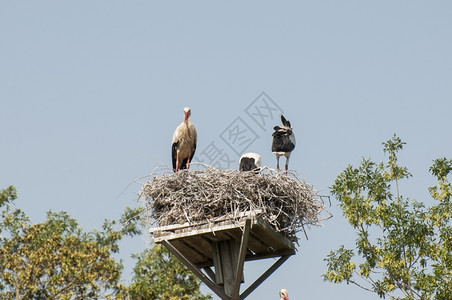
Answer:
(162, 240, 230, 300)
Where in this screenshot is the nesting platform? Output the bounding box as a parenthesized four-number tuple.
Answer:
(143, 168, 326, 299)
(150, 213, 295, 300)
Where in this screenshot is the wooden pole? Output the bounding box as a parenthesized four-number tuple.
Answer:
(219, 240, 236, 297)
(232, 219, 251, 300)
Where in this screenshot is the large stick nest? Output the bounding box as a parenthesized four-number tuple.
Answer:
(140, 167, 327, 243)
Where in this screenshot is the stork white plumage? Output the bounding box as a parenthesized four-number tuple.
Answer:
(239, 152, 262, 172)
(272, 115, 296, 173)
(279, 288, 289, 300)
(172, 107, 197, 172)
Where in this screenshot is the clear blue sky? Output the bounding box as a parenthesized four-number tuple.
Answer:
(1, 1, 451, 299)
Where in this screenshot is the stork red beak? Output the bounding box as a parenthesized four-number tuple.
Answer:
(184, 111, 188, 122)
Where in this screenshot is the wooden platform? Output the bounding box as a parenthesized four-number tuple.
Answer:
(151, 215, 295, 267)
(150, 213, 295, 300)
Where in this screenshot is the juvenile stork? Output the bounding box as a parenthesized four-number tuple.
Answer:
(271, 115, 296, 173)
(239, 152, 262, 172)
(172, 107, 197, 172)
(279, 289, 289, 300)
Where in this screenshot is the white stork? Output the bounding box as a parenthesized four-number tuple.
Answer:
(272, 115, 296, 173)
(239, 152, 262, 172)
(172, 107, 197, 172)
(279, 289, 289, 300)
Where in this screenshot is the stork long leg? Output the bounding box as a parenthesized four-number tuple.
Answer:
(186, 155, 191, 169)
(276, 155, 280, 173)
(284, 153, 291, 175)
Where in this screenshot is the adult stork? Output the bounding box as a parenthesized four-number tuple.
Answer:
(271, 115, 296, 173)
(239, 152, 262, 172)
(279, 289, 289, 300)
(172, 107, 197, 172)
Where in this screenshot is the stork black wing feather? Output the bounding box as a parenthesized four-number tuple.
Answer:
(239, 157, 258, 171)
(272, 130, 295, 152)
(272, 134, 284, 152)
(281, 115, 291, 128)
(171, 141, 178, 171)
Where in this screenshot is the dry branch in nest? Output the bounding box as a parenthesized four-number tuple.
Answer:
(140, 166, 327, 243)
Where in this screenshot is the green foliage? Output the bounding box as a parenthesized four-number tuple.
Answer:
(1, 186, 211, 299)
(0, 186, 17, 206)
(128, 244, 212, 300)
(324, 246, 356, 283)
(324, 135, 452, 299)
(0, 186, 142, 300)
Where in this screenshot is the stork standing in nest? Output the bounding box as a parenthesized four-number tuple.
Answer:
(272, 115, 296, 173)
(172, 107, 197, 172)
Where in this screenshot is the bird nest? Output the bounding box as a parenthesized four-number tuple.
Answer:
(140, 167, 327, 243)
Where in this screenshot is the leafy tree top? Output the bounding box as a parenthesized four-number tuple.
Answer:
(0, 186, 142, 300)
(324, 135, 452, 299)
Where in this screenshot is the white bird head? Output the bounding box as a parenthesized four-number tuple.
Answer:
(279, 289, 289, 300)
(183, 107, 192, 122)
